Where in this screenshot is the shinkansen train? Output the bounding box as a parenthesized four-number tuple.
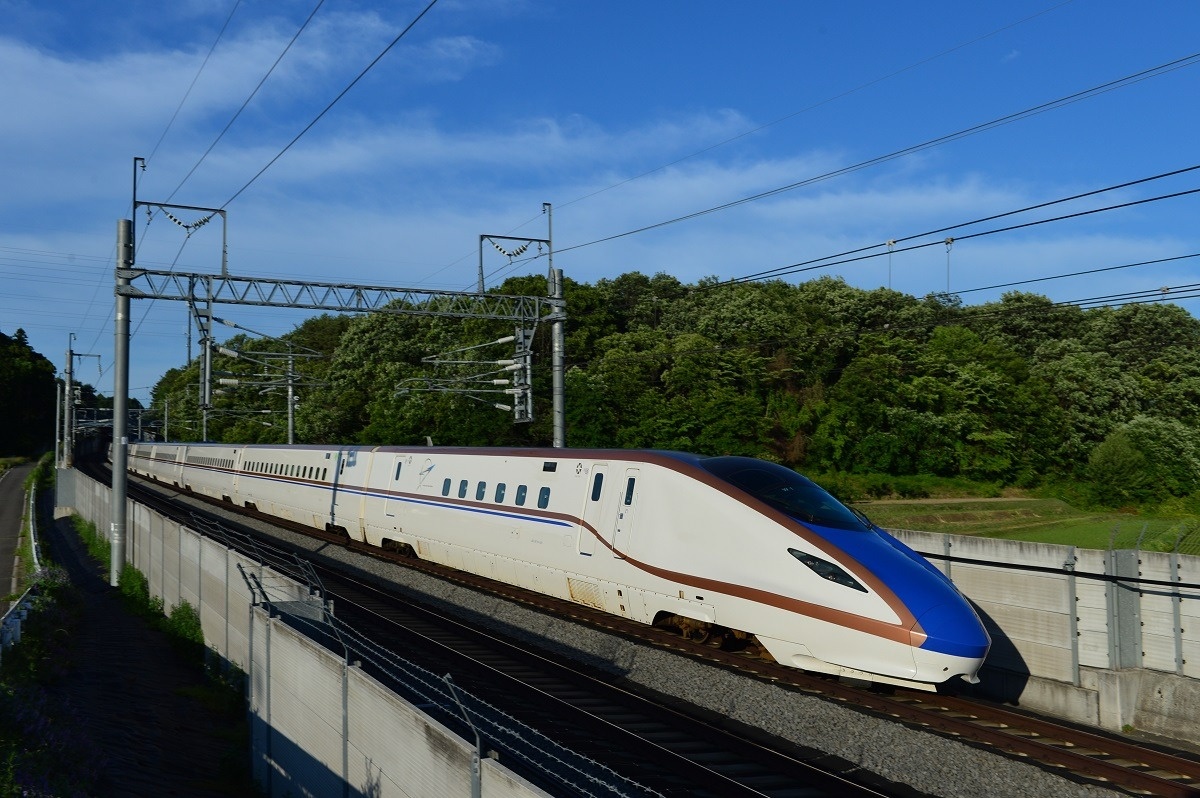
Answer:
(123, 442, 990, 689)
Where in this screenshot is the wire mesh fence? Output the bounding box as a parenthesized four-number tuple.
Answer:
(199, 511, 662, 798)
(1107, 519, 1200, 556)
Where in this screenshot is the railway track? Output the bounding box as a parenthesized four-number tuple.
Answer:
(88, 463, 1200, 797)
(101, 464, 901, 798)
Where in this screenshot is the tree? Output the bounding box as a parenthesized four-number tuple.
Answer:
(0, 327, 57, 455)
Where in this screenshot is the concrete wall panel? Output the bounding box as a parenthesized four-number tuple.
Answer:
(200, 537, 229, 656)
(266, 620, 346, 797)
(178, 528, 201, 611)
(149, 513, 164, 603)
(1142, 633, 1177, 673)
(249, 608, 272, 790)
(971, 600, 1070, 647)
(954, 566, 1073, 614)
(162, 522, 181, 611)
(224, 554, 256, 672)
(346, 664, 475, 798)
(1184, 639, 1200, 679)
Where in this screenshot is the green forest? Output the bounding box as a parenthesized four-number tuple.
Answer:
(0, 328, 56, 456)
(148, 273, 1200, 512)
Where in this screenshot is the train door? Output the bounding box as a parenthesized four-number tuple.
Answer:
(330, 449, 359, 536)
(610, 468, 640, 558)
(577, 463, 608, 556)
(384, 455, 407, 520)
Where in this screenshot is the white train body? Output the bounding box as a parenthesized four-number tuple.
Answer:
(125, 442, 989, 689)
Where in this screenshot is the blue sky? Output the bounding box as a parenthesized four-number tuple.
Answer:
(2, 0, 1198, 403)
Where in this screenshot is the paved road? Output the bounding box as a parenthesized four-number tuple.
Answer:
(1, 462, 36, 606)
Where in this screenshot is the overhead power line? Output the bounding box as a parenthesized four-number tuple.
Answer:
(553, 1, 1082, 215)
(728, 164, 1200, 285)
(220, 0, 441, 209)
(553, 51, 1200, 258)
(165, 0, 329, 203)
(146, 0, 245, 165)
(751, 185, 1200, 284)
(954, 253, 1200, 296)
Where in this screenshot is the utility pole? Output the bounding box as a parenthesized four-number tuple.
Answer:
(63, 333, 74, 467)
(287, 350, 295, 445)
(112, 216, 133, 587)
(54, 380, 62, 468)
(546, 203, 564, 448)
(64, 339, 101, 466)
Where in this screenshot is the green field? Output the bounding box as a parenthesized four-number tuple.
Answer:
(857, 497, 1200, 554)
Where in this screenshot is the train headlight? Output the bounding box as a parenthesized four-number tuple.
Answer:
(788, 548, 867, 593)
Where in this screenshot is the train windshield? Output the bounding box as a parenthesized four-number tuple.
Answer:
(698, 457, 869, 532)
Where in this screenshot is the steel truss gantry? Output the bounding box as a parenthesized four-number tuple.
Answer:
(116, 268, 564, 323)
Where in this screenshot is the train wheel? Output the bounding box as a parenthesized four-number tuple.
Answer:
(672, 616, 711, 645)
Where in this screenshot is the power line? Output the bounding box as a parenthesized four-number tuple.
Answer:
(728, 164, 1200, 285)
(447, 2, 1084, 292)
(954, 253, 1200, 296)
(219, 0, 441, 209)
(553, 1, 1082, 216)
(479, 171, 1200, 294)
(165, 0, 329, 203)
(145, 0, 245, 165)
(717, 184, 1200, 288)
(552, 51, 1200, 258)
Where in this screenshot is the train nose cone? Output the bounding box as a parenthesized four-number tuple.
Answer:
(916, 602, 991, 660)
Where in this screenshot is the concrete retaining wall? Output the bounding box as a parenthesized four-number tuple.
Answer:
(895, 529, 1200, 742)
(58, 468, 550, 798)
(250, 608, 548, 798)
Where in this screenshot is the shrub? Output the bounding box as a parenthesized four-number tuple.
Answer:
(166, 601, 205, 653)
(1086, 428, 1155, 506)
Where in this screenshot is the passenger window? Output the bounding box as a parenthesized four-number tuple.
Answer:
(442, 478, 452, 496)
(458, 480, 468, 499)
(394, 461, 403, 481)
(494, 483, 506, 503)
(624, 478, 636, 505)
(515, 485, 527, 506)
(591, 472, 604, 501)
(476, 482, 487, 501)
(537, 487, 551, 509)
(321, 468, 327, 481)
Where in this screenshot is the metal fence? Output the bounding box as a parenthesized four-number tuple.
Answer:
(0, 487, 44, 666)
(1106, 520, 1200, 558)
